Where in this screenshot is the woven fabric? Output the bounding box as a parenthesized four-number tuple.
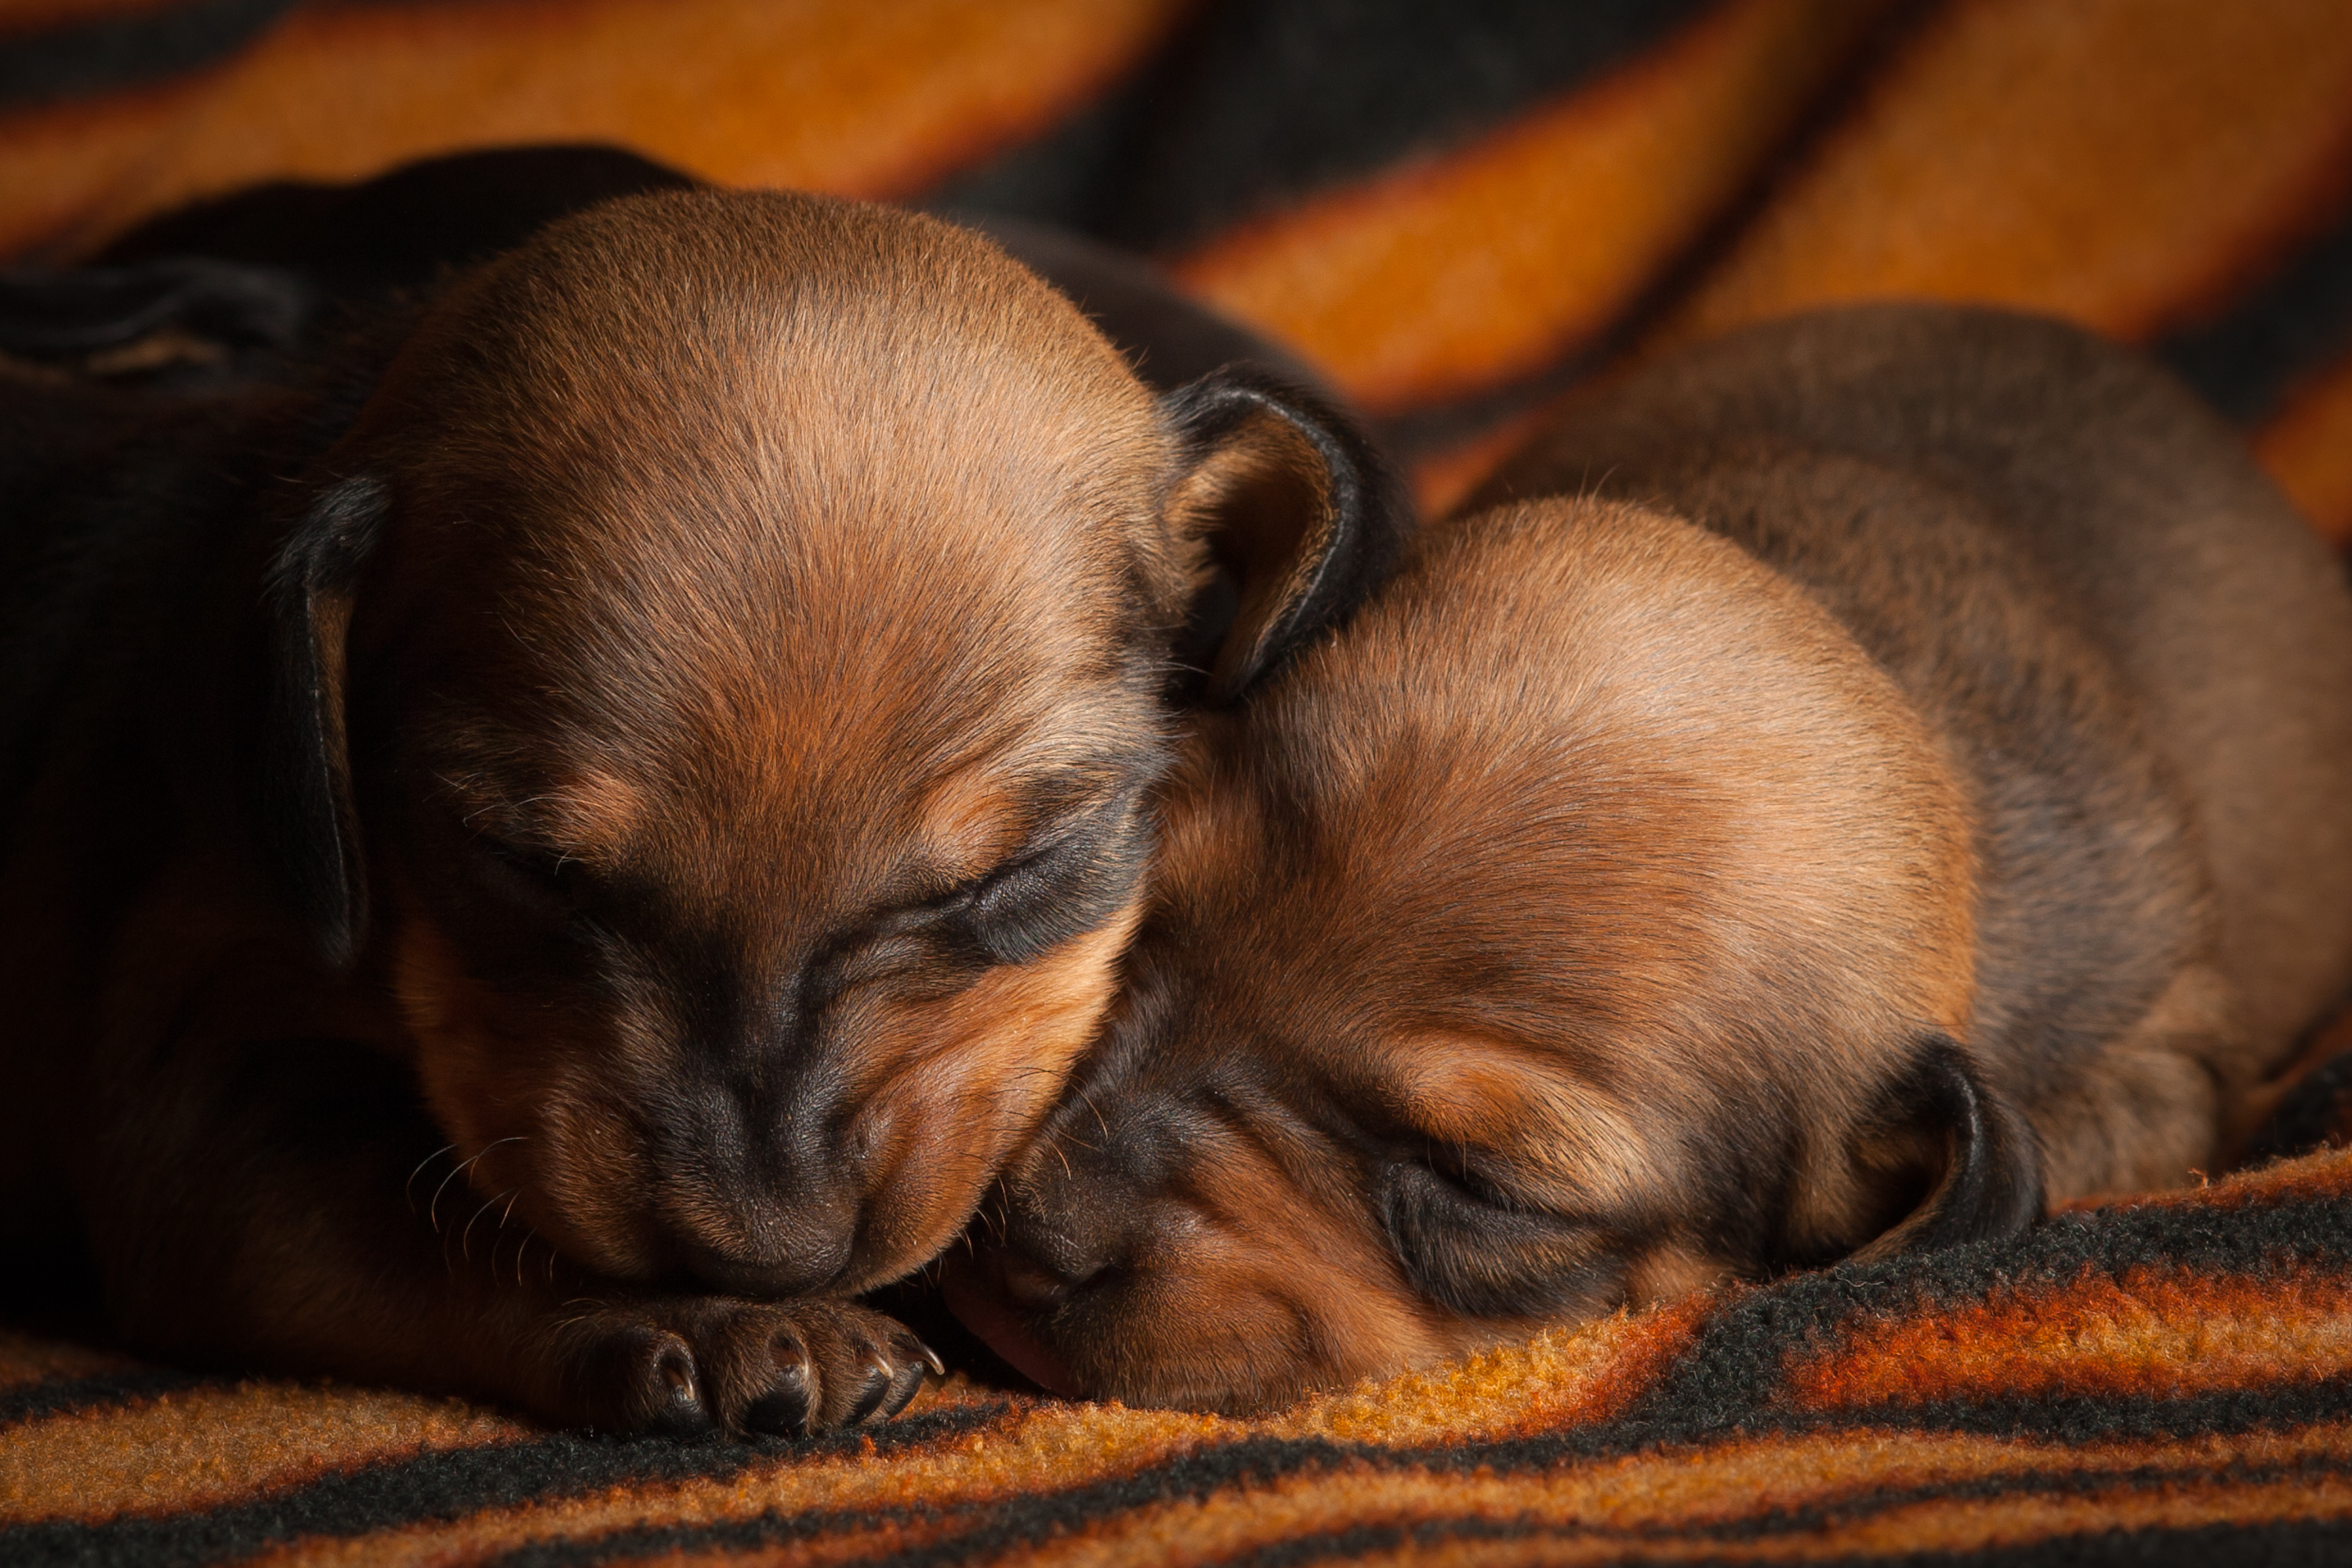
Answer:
(8, 1134, 2352, 1563)
(5, 2, 2352, 1561)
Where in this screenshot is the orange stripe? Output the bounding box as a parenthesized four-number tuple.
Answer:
(648, 1426, 2352, 1568)
(1271, 1293, 1716, 1447)
(1653, 0, 2352, 349)
(1, 1380, 529, 1525)
(2257, 350, 2352, 546)
(238, 1305, 1708, 1566)
(1169, 0, 1890, 415)
(1784, 1265, 2352, 1411)
(0, 0, 1189, 259)
(2072, 1144, 2352, 1215)
(1408, 412, 1553, 519)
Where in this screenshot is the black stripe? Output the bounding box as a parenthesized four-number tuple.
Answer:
(1826, 1517, 2352, 1567)
(15, 1374, 2349, 1566)
(12, 1180, 2348, 1561)
(0, 1397, 1017, 1568)
(930, 0, 1719, 252)
(1613, 1180, 2352, 1439)
(483, 1428, 2352, 1567)
(0, 1368, 209, 1428)
(2158, 193, 2352, 426)
(1210, 1457, 2352, 1567)
(0, 0, 297, 114)
(485, 1434, 1364, 1568)
(1365, 0, 1947, 463)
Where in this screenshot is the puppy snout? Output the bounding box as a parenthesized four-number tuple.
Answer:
(658, 1078, 863, 1294)
(673, 1216, 851, 1297)
(994, 1168, 1130, 1299)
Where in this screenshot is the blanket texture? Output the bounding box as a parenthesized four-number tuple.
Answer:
(6, 1, 2352, 1563)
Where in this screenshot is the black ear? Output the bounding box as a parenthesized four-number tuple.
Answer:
(0, 258, 310, 361)
(260, 474, 387, 969)
(1158, 365, 1414, 705)
(1848, 1035, 2045, 1261)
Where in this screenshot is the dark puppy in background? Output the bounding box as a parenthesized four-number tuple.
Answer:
(950, 304, 2352, 1414)
(0, 165, 1409, 1434)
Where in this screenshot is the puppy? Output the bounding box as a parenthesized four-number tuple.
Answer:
(949, 303, 2352, 1414)
(0, 186, 1409, 1434)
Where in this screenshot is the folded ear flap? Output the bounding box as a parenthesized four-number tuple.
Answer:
(1158, 366, 1414, 705)
(1847, 1034, 2045, 1262)
(260, 474, 387, 970)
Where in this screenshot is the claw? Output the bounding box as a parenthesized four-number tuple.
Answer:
(918, 1340, 946, 1378)
(745, 1357, 813, 1439)
(843, 1360, 895, 1425)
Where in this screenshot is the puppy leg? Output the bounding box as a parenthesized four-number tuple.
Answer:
(85, 1037, 934, 1436)
(2026, 962, 2236, 1202)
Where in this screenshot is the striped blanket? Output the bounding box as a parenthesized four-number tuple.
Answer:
(7, 1, 2352, 1561)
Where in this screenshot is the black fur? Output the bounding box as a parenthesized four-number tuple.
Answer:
(260, 474, 387, 969)
(1865, 1035, 2047, 1257)
(1159, 365, 1413, 702)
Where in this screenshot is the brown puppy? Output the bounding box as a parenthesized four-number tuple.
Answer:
(949, 304, 2352, 1413)
(0, 187, 1408, 1434)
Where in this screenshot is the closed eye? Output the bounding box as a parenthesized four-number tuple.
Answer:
(801, 789, 1152, 1013)
(935, 792, 1149, 965)
(467, 832, 590, 910)
(1383, 1156, 1619, 1320)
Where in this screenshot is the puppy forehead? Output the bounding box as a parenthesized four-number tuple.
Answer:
(386, 188, 1174, 546)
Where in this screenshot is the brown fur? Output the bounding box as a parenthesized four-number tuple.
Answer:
(949, 305, 2352, 1414)
(0, 188, 1410, 1434)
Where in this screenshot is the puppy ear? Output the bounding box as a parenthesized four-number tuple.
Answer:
(1159, 366, 1413, 705)
(1847, 1034, 2045, 1261)
(260, 474, 387, 969)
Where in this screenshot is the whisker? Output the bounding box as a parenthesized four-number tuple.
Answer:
(461, 1187, 521, 1263)
(428, 1135, 526, 1232)
(405, 1145, 457, 1215)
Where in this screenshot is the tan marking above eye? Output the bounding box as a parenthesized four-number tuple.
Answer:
(550, 768, 645, 851)
(913, 764, 1033, 884)
(1384, 1031, 1661, 1212)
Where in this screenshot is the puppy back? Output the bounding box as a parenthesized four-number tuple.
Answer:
(1481, 304, 2352, 1076)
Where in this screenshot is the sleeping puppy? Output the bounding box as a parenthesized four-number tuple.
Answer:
(947, 303, 2352, 1413)
(0, 187, 1408, 1434)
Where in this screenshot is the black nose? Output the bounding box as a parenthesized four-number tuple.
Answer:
(993, 1163, 1131, 1301)
(673, 1209, 854, 1297)
(657, 1072, 863, 1294)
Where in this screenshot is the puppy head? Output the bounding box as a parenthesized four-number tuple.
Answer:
(257, 190, 1410, 1296)
(950, 498, 2040, 1412)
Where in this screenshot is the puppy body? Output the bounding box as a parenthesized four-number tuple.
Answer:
(956, 305, 2352, 1412)
(0, 186, 1408, 1432)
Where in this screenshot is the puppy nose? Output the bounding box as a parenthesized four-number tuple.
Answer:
(995, 1181, 1122, 1300)
(675, 1214, 852, 1297)
(998, 1247, 1089, 1308)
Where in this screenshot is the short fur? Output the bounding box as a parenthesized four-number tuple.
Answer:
(0, 183, 1410, 1434)
(949, 305, 2352, 1414)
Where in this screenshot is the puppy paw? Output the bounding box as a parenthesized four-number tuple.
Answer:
(550, 1295, 940, 1438)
